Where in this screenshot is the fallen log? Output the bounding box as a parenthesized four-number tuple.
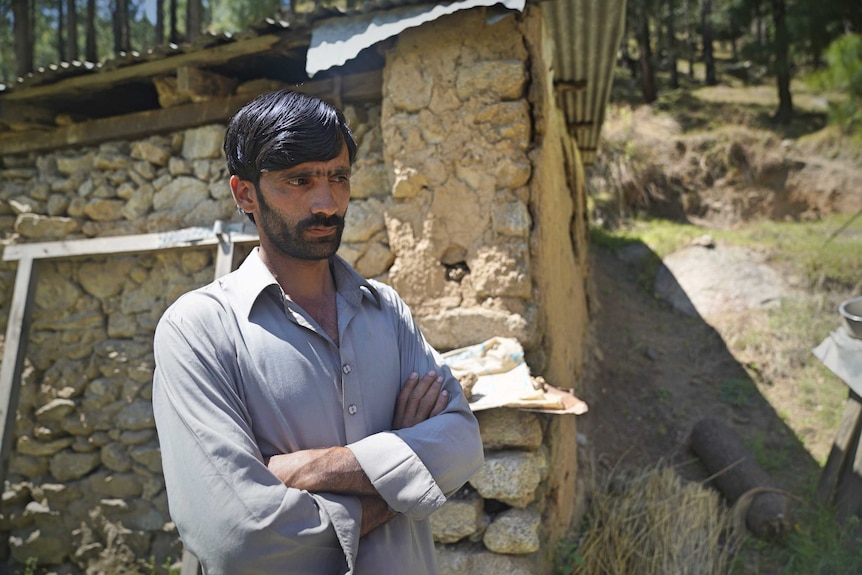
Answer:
(689, 417, 792, 539)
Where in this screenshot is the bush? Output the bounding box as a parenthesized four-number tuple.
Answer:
(808, 34, 862, 132)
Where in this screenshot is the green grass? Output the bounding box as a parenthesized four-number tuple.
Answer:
(588, 216, 860, 574)
(593, 213, 862, 292)
(747, 505, 862, 575)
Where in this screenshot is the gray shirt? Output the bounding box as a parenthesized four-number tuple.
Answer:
(152, 248, 483, 575)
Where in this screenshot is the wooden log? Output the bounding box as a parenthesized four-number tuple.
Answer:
(689, 417, 792, 539)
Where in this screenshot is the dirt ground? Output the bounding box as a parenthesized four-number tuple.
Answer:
(578, 244, 819, 494)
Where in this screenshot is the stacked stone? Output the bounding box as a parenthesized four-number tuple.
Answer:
(379, 9, 537, 355)
(430, 408, 548, 575)
(0, 9, 559, 572)
(0, 105, 386, 572)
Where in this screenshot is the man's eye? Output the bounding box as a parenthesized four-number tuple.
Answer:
(287, 178, 308, 186)
(332, 175, 351, 184)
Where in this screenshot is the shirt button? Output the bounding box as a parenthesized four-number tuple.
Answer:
(348, 404, 358, 415)
(342, 364, 352, 375)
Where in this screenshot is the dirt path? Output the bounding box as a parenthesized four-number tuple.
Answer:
(579, 243, 819, 499)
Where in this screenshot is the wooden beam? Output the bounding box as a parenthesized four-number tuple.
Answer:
(178, 224, 243, 575)
(554, 79, 587, 92)
(0, 256, 37, 484)
(0, 69, 382, 156)
(0, 225, 259, 494)
(0, 95, 250, 156)
(177, 66, 238, 103)
(0, 101, 58, 129)
(1, 33, 305, 103)
(3, 224, 258, 262)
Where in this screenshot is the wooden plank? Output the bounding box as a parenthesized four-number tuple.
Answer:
(0, 257, 37, 483)
(0, 101, 57, 128)
(0, 69, 382, 156)
(1, 33, 301, 102)
(3, 226, 258, 262)
(178, 226, 243, 575)
(180, 549, 201, 575)
(213, 237, 237, 279)
(0, 95, 252, 156)
(816, 392, 862, 506)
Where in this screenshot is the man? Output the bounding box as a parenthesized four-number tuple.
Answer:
(152, 90, 484, 575)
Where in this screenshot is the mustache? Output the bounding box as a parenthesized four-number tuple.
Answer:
(299, 213, 345, 229)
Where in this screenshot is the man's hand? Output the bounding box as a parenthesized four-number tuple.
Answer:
(392, 371, 449, 430)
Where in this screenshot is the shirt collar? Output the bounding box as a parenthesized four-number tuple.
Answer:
(231, 247, 380, 318)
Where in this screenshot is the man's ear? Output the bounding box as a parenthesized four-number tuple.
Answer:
(230, 175, 257, 214)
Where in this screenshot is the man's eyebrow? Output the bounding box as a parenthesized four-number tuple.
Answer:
(275, 165, 352, 180)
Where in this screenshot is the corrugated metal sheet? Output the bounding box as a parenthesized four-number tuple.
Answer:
(548, 0, 626, 165)
(0, 0, 625, 162)
(0, 19, 294, 92)
(306, 0, 525, 76)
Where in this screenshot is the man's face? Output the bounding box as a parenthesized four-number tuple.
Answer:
(253, 146, 351, 261)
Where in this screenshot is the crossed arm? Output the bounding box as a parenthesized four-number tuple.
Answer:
(266, 370, 448, 536)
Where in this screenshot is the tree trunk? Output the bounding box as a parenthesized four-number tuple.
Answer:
(114, 0, 130, 53)
(58, 0, 66, 61)
(638, 5, 658, 103)
(66, 0, 78, 60)
(667, 0, 679, 88)
(85, 0, 96, 61)
(156, 0, 164, 44)
(684, 0, 695, 78)
(690, 418, 792, 539)
(187, 0, 202, 41)
(12, 0, 33, 77)
(845, 0, 862, 33)
(771, 0, 793, 123)
(169, 0, 180, 44)
(701, 0, 717, 85)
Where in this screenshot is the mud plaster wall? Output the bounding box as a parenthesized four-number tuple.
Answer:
(0, 6, 589, 574)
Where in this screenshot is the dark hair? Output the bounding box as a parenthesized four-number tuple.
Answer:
(224, 89, 357, 187)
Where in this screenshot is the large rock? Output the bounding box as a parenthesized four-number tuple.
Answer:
(182, 125, 226, 160)
(14, 214, 80, 239)
(116, 401, 155, 431)
(152, 176, 208, 211)
(418, 307, 532, 352)
(131, 141, 171, 166)
(455, 60, 526, 101)
(482, 507, 541, 554)
(469, 451, 542, 508)
(655, 243, 787, 318)
(430, 492, 483, 543)
(342, 198, 385, 243)
(49, 450, 100, 481)
(9, 518, 71, 565)
(476, 409, 543, 450)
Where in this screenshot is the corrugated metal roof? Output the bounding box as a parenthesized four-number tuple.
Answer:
(306, 0, 525, 76)
(0, 19, 294, 92)
(0, 0, 626, 163)
(548, 0, 627, 165)
(297, 0, 628, 163)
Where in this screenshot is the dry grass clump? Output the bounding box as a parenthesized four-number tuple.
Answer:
(569, 465, 740, 575)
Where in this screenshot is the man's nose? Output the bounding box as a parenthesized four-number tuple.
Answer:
(310, 182, 338, 216)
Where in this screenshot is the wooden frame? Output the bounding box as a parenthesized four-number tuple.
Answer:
(0, 222, 258, 488)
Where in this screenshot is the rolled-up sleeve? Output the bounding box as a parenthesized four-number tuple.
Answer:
(153, 303, 361, 575)
(347, 287, 484, 520)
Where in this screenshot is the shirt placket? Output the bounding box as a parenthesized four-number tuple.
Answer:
(337, 295, 367, 443)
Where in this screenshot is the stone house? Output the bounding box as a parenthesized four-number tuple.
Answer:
(0, 1, 625, 573)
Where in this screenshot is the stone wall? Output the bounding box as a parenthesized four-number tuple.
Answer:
(0, 5, 589, 574)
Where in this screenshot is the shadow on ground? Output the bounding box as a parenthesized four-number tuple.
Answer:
(579, 241, 822, 505)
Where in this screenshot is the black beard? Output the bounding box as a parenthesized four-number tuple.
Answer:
(257, 195, 346, 261)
